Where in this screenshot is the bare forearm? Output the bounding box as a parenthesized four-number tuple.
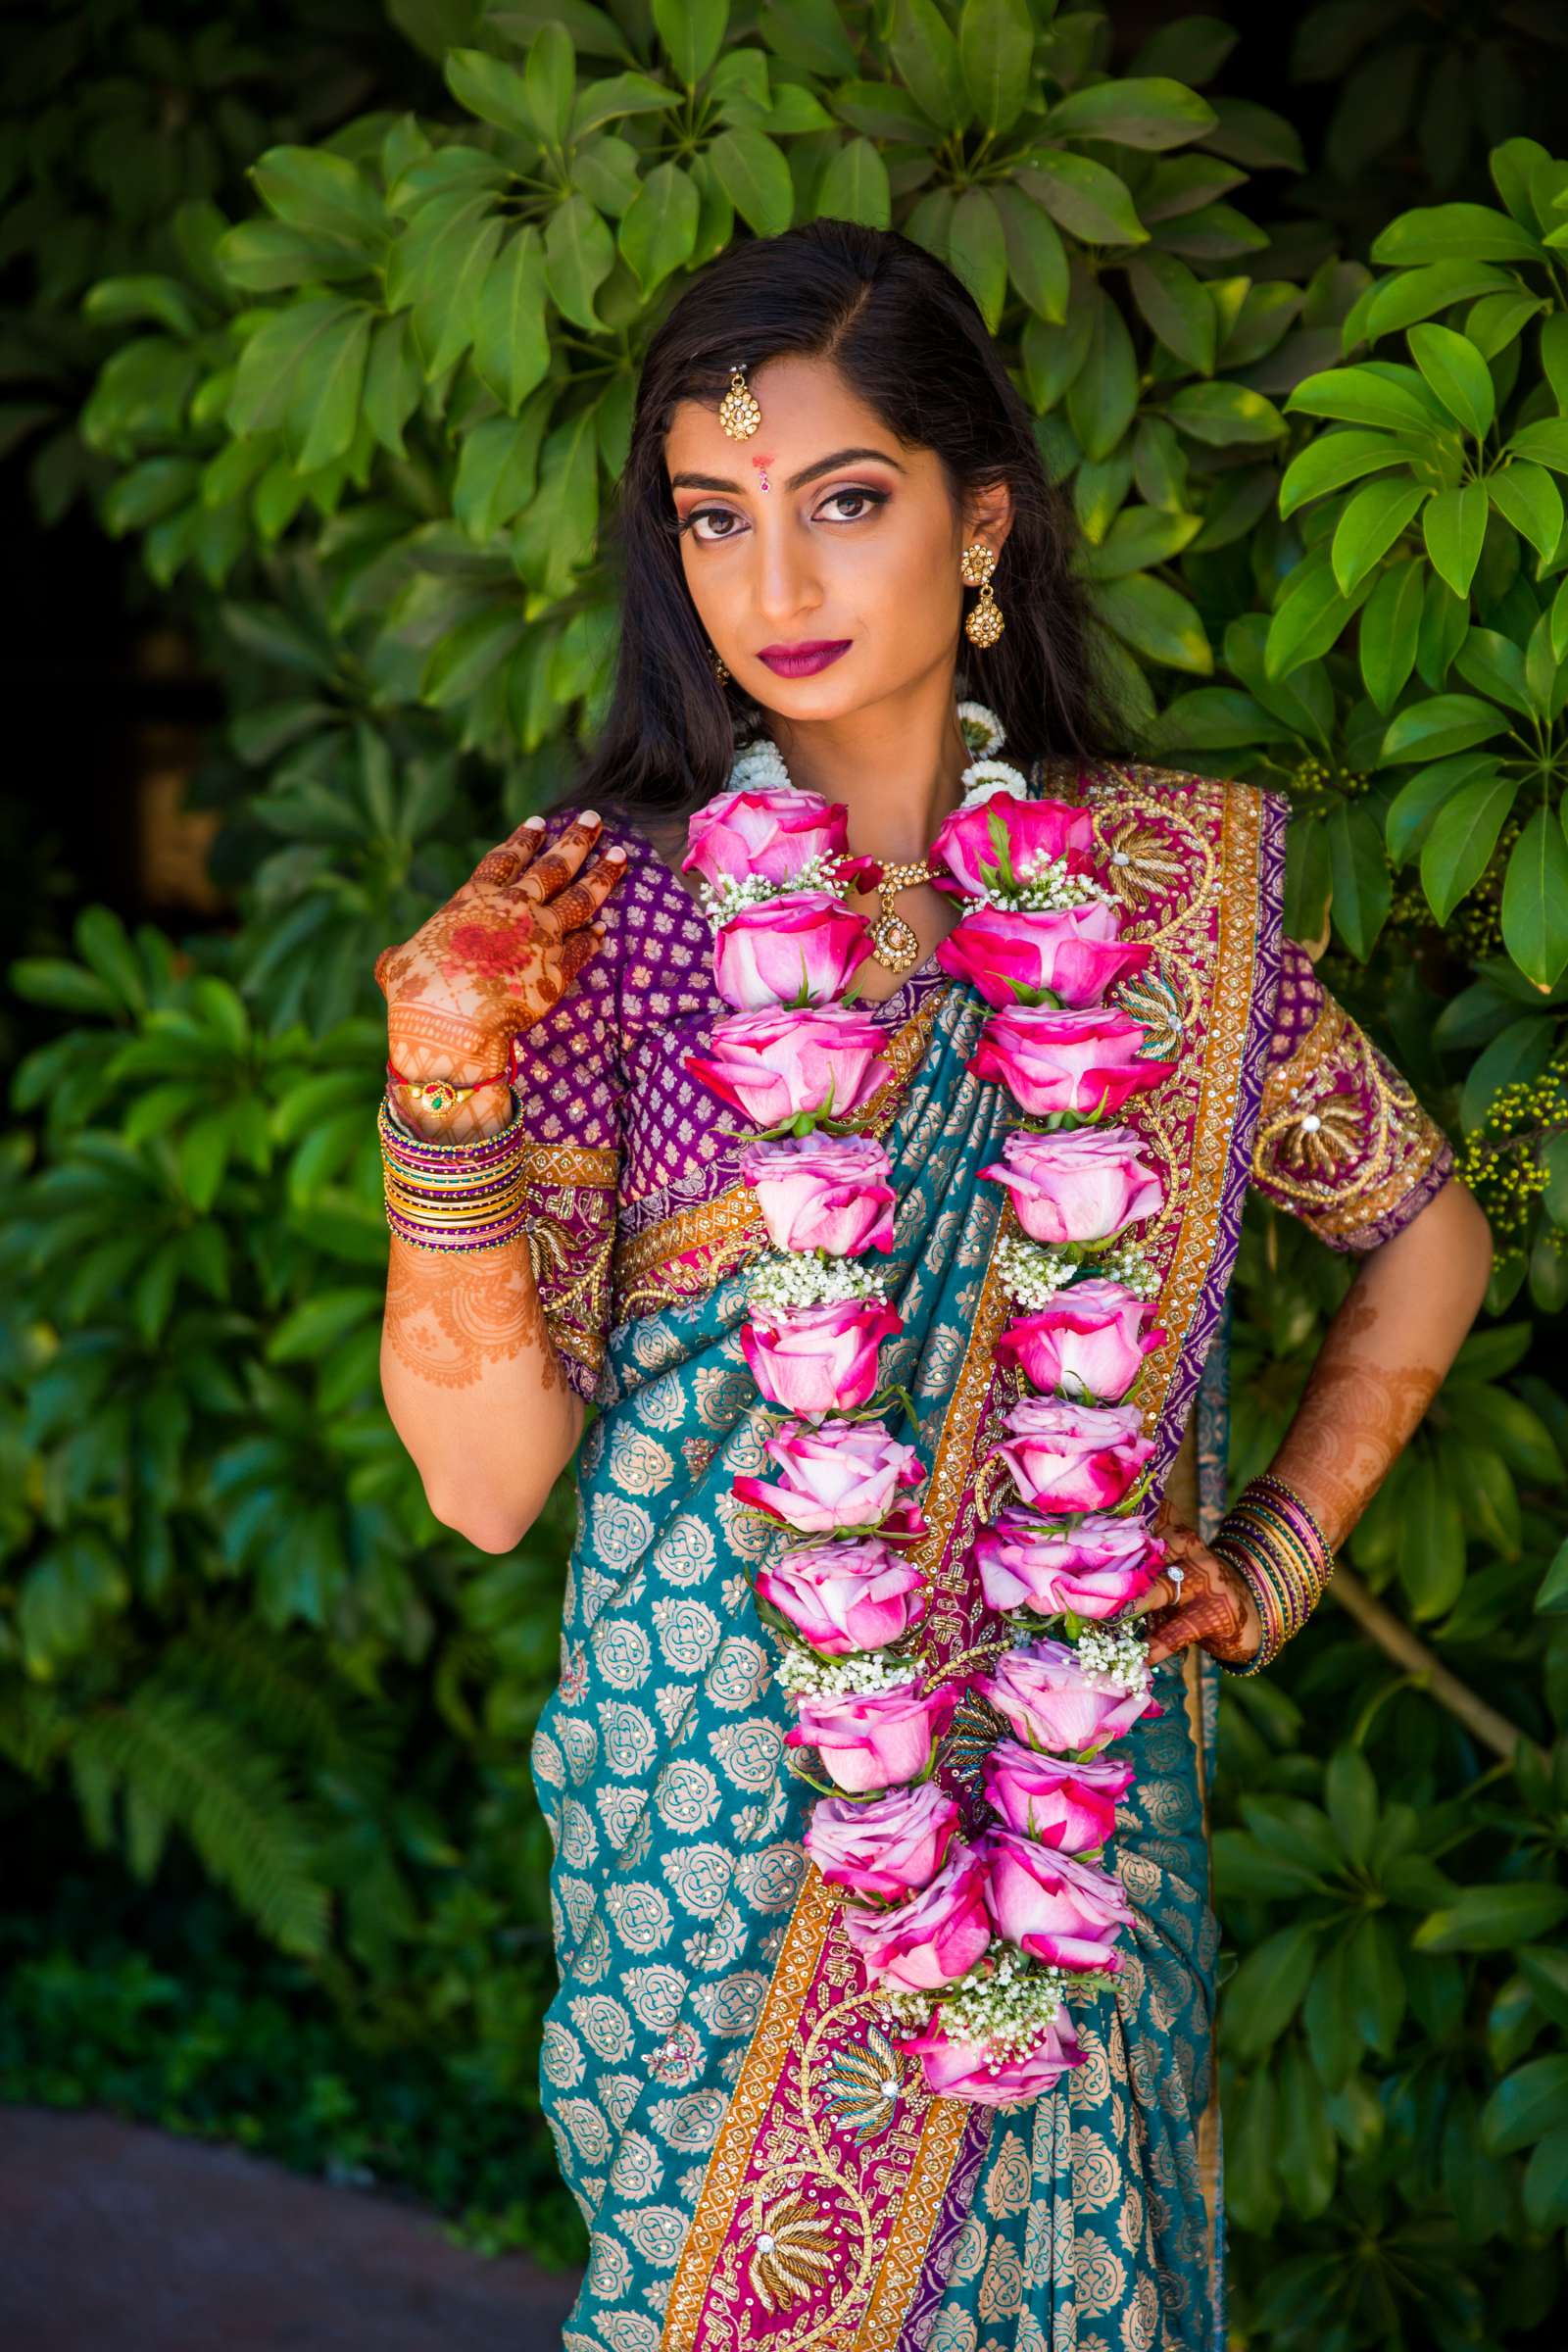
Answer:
(1269, 1177, 1494, 1547)
(380, 1233, 584, 1551)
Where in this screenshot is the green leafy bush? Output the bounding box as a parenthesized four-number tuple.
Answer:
(4, 3, 1568, 2331)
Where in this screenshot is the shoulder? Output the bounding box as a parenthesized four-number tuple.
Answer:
(538, 797, 713, 1030)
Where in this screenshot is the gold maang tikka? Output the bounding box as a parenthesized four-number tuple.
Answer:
(718, 362, 761, 439)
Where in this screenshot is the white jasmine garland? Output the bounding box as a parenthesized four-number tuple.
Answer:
(957, 701, 1005, 759)
(748, 1249, 891, 1315)
(960, 756, 1030, 802)
(770, 1636, 926, 1700)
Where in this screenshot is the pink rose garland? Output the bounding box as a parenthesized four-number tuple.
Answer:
(679, 715, 1178, 2109)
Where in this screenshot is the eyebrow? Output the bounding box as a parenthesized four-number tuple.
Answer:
(668, 446, 906, 495)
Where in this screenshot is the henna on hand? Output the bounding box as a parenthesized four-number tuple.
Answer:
(377, 812, 629, 1135)
(1133, 1516, 1261, 1667)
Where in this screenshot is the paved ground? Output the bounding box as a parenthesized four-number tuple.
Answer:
(0, 2106, 583, 2349)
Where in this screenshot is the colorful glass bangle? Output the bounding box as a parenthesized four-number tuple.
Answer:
(1210, 1472, 1336, 1678)
(378, 1085, 535, 1253)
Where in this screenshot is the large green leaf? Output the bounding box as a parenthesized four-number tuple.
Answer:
(1165, 381, 1283, 446)
(1326, 800, 1391, 959)
(1048, 76, 1216, 151)
(1488, 461, 1564, 561)
(1020, 153, 1147, 246)
(250, 147, 386, 249)
(1371, 202, 1545, 266)
(1126, 251, 1215, 373)
(1094, 571, 1212, 674)
(1330, 476, 1426, 595)
(653, 0, 727, 84)
(544, 193, 616, 330)
(947, 187, 1006, 330)
(957, 0, 1035, 136)
(1280, 429, 1412, 518)
(227, 299, 365, 438)
(707, 128, 794, 237)
(1287, 366, 1448, 438)
(1407, 322, 1496, 439)
(889, 0, 966, 131)
(1224, 1924, 1322, 2062)
(1264, 550, 1368, 681)
(1379, 693, 1508, 764)
(815, 137, 892, 231)
(444, 47, 539, 140)
(1501, 804, 1568, 989)
(1066, 289, 1138, 460)
(990, 185, 1068, 322)
(1420, 771, 1518, 922)
(1422, 481, 1489, 599)
(473, 227, 551, 413)
(617, 162, 700, 293)
(1358, 557, 1425, 713)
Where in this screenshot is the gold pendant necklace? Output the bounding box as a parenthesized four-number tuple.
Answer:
(867, 858, 938, 974)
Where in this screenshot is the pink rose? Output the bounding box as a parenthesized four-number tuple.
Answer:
(755, 1535, 928, 1655)
(906, 2013, 1084, 2106)
(930, 791, 1096, 901)
(841, 1842, 992, 1990)
(974, 1507, 1165, 1621)
(804, 1781, 959, 1901)
(968, 1005, 1175, 1119)
(738, 1133, 897, 1256)
(741, 1295, 904, 1420)
(995, 1279, 1163, 1405)
(979, 1827, 1133, 1973)
(787, 1679, 960, 1794)
(980, 1125, 1163, 1245)
(733, 1415, 925, 1536)
(684, 1004, 895, 1132)
(713, 892, 875, 1011)
(935, 902, 1152, 1011)
(683, 786, 878, 891)
(975, 1639, 1156, 1755)
(992, 1396, 1153, 1513)
(978, 1741, 1134, 1852)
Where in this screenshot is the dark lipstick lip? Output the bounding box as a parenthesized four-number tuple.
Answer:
(757, 639, 853, 675)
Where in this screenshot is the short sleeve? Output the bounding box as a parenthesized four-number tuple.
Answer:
(509, 812, 628, 1401)
(1249, 938, 1454, 1252)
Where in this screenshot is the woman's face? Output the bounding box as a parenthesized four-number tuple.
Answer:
(664, 353, 1011, 717)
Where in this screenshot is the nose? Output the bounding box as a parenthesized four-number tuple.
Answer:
(754, 510, 824, 633)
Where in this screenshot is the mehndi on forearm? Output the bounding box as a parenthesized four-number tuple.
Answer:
(1265, 1177, 1493, 1549)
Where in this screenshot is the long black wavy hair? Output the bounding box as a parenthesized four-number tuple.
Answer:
(552, 218, 1112, 835)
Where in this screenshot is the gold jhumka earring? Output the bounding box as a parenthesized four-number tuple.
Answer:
(960, 541, 1004, 647)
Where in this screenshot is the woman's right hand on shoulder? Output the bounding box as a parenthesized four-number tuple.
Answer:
(375, 808, 629, 1088)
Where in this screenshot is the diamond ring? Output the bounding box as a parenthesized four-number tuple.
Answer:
(1167, 1564, 1185, 1592)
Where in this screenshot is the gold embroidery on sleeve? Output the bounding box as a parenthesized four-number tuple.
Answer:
(1250, 989, 1448, 1243)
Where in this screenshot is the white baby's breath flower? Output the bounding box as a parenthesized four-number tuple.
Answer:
(1070, 1619, 1153, 1698)
(748, 1250, 890, 1315)
(1097, 1241, 1159, 1299)
(877, 1940, 1112, 2067)
(996, 1233, 1077, 1309)
(772, 1635, 925, 1700)
(697, 856, 851, 928)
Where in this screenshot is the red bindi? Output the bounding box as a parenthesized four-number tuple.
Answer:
(751, 451, 774, 492)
